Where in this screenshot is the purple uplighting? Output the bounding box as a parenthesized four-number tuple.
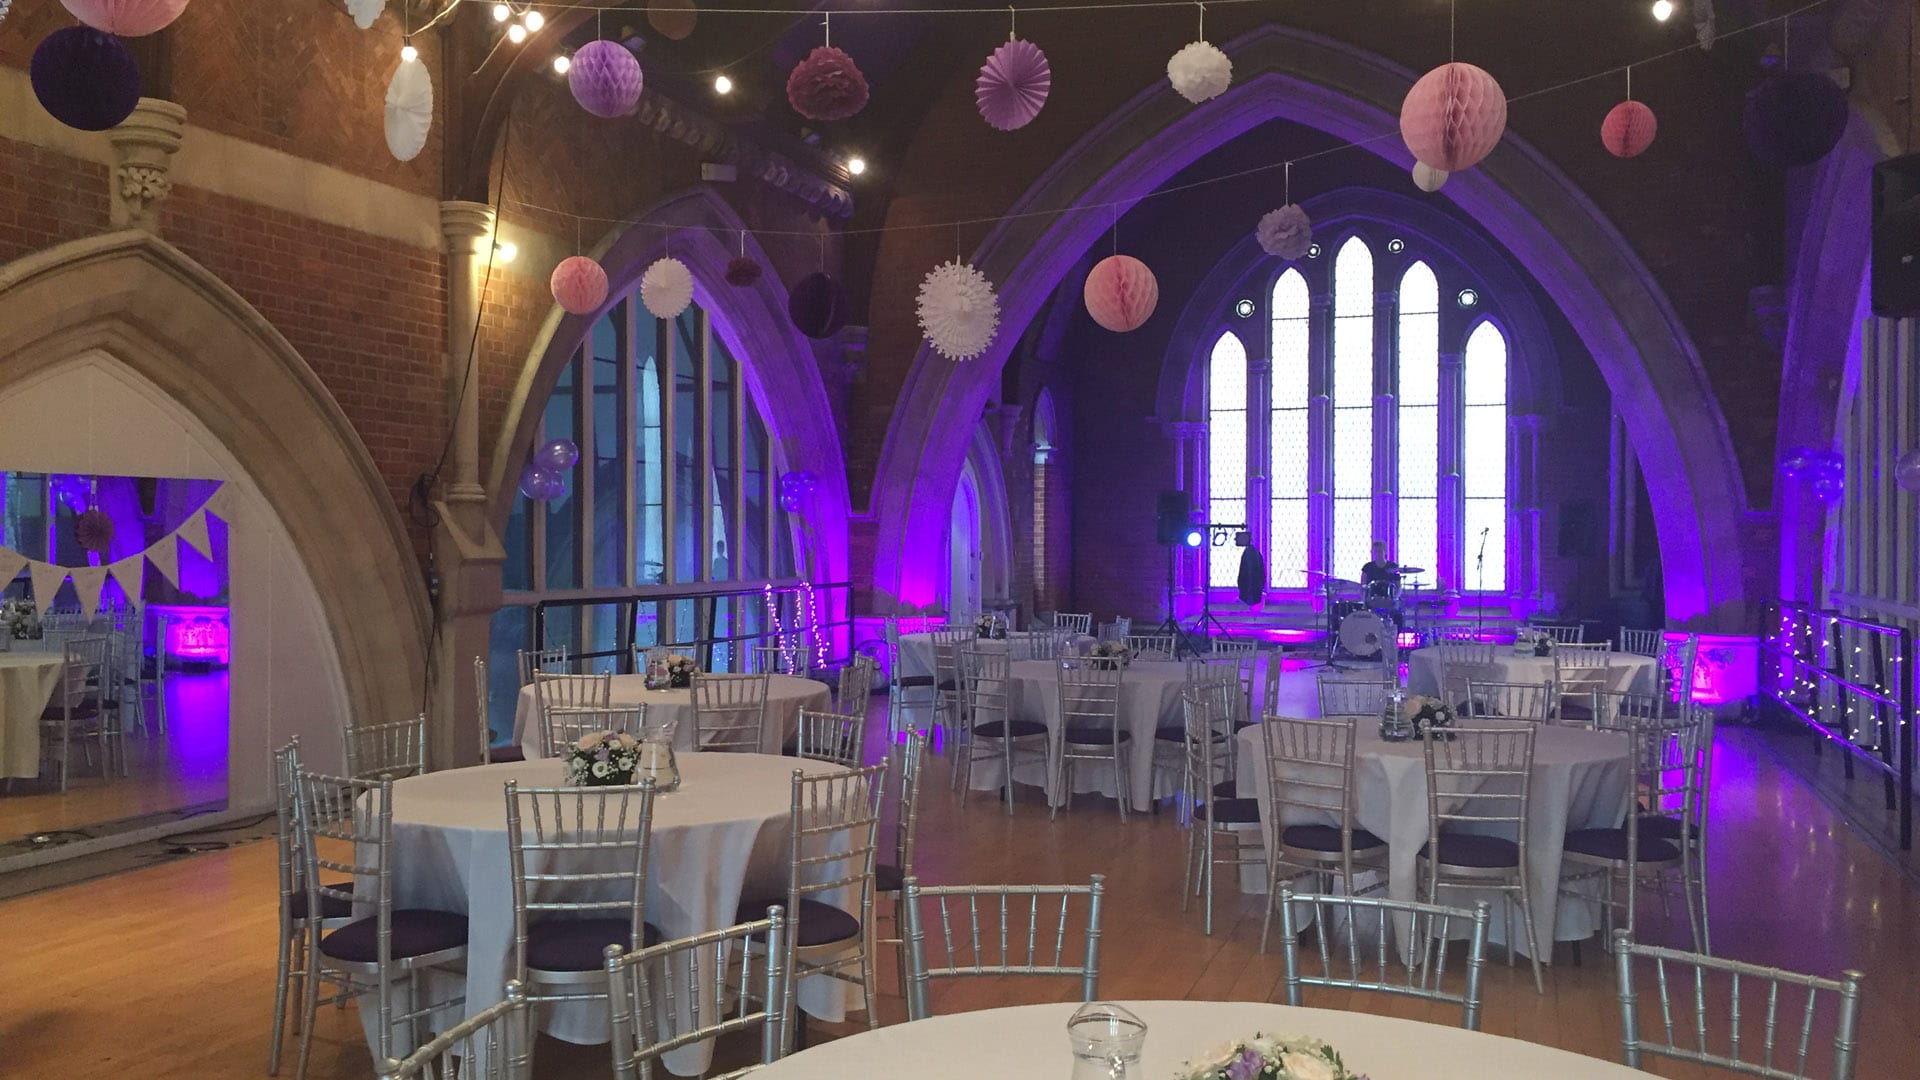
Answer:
(154, 604, 231, 665)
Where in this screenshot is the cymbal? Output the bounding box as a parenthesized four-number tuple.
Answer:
(1393, 566, 1427, 575)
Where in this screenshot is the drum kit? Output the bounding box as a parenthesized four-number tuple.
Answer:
(1308, 565, 1439, 664)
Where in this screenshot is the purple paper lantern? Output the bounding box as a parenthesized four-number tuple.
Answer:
(31, 27, 142, 133)
(1744, 71, 1848, 169)
(788, 272, 849, 339)
(724, 256, 763, 287)
(976, 39, 1050, 131)
(786, 45, 868, 122)
(520, 463, 565, 502)
(536, 438, 579, 471)
(569, 40, 644, 119)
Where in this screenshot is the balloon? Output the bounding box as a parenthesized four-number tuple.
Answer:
(520, 464, 564, 502)
(1898, 450, 1920, 493)
(1809, 472, 1843, 504)
(536, 438, 579, 471)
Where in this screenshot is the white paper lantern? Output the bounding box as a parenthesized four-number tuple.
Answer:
(346, 0, 384, 30)
(383, 58, 432, 163)
(916, 260, 1000, 361)
(1412, 162, 1449, 192)
(1167, 41, 1231, 105)
(641, 257, 694, 319)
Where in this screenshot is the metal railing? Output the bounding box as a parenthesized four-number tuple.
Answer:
(1763, 601, 1915, 849)
(512, 580, 854, 677)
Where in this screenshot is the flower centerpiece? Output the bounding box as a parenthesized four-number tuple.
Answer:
(1400, 693, 1456, 740)
(646, 653, 697, 690)
(564, 730, 643, 787)
(1179, 1033, 1366, 1080)
(0, 598, 40, 640)
(1088, 639, 1131, 670)
(974, 612, 1007, 640)
(1513, 628, 1551, 657)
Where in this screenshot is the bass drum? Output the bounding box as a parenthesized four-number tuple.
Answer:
(1337, 610, 1393, 659)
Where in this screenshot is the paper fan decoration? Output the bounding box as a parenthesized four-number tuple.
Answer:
(917, 261, 1000, 361)
(1401, 62, 1507, 172)
(1256, 205, 1313, 260)
(977, 39, 1050, 131)
(1083, 255, 1158, 333)
(787, 45, 868, 122)
(551, 256, 609, 316)
(31, 28, 141, 132)
(383, 59, 433, 163)
(789, 272, 849, 339)
(346, 0, 384, 30)
(1744, 71, 1848, 169)
(1167, 41, 1231, 105)
(74, 509, 114, 554)
(570, 40, 644, 119)
(60, 0, 189, 36)
(725, 256, 763, 287)
(648, 0, 698, 40)
(1601, 100, 1657, 158)
(640, 258, 694, 319)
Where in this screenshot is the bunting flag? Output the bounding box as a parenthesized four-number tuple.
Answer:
(106, 554, 146, 603)
(145, 536, 179, 589)
(0, 548, 25, 591)
(69, 565, 110, 619)
(28, 560, 70, 611)
(0, 488, 221, 609)
(175, 509, 212, 558)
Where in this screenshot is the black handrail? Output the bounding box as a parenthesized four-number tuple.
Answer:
(519, 581, 854, 676)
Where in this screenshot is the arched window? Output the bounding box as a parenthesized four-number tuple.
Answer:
(1396, 261, 1439, 579)
(1269, 269, 1310, 589)
(1330, 237, 1374, 580)
(1463, 321, 1509, 592)
(1206, 331, 1247, 586)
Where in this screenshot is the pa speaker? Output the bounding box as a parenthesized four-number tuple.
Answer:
(1154, 490, 1191, 545)
(1872, 153, 1920, 318)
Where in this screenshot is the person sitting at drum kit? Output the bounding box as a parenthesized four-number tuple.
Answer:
(1359, 541, 1400, 613)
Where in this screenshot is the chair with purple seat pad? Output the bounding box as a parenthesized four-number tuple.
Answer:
(1180, 682, 1264, 936)
(1258, 714, 1388, 953)
(1418, 722, 1543, 993)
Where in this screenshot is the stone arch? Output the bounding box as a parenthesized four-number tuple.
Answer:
(870, 24, 1753, 628)
(0, 231, 429, 803)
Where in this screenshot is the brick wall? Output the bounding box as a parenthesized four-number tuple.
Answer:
(0, 137, 111, 264)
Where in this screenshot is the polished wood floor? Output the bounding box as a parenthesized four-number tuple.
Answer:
(3, 673, 1917, 1079)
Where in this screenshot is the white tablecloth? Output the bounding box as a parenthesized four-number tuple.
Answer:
(1234, 718, 1632, 957)
(895, 632, 1091, 680)
(512, 674, 831, 759)
(749, 1000, 1645, 1079)
(373, 755, 853, 1075)
(0, 653, 63, 779)
(966, 659, 1190, 812)
(1405, 648, 1658, 698)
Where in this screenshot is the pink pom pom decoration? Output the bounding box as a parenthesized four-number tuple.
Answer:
(976, 39, 1050, 131)
(724, 256, 763, 287)
(60, 0, 188, 36)
(569, 40, 644, 119)
(1400, 62, 1507, 173)
(1601, 100, 1657, 158)
(1256, 205, 1313, 260)
(1083, 255, 1159, 333)
(550, 256, 609, 316)
(787, 46, 868, 122)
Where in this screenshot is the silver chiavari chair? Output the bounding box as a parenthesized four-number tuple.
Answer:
(1052, 612, 1094, 635)
(546, 705, 647, 759)
(1095, 618, 1129, 643)
(736, 764, 887, 1042)
(475, 656, 524, 764)
(876, 731, 929, 1002)
(532, 672, 614, 757)
(1552, 641, 1617, 726)
(1617, 627, 1664, 657)
(1530, 622, 1585, 644)
(377, 981, 531, 1080)
(1006, 630, 1048, 661)
(1210, 637, 1258, 655)
(505, 780, 659, 1014)
(293, 771, 468, 1078)
(1660, 632, 1701, 715)
(1258, 715, 1388, 952)
(1125, 633, 1177, 661)
(344, 713, 428, 781)
(956, 646, 1048, 809)
(1612, 931, 1864, 1080)
(1180, 683, 1263, 936)
(268, 739, 351, 1076)
(835, 653, 877, 716)
(605, 911, 791, 1080)
(883, 616, 938, 740)
(1315, 673, 1396, 718)
(39, 634, 118, 790)
(794, 708, 865, 767)
(752, 641, 803, 676)
(929, 628, 971, 744)
(901, 875, 1106, 1021)
(1277, 887, 1492, 1031)
(1054, 656, 1129, 821)
(517, 645, 571, 685)
(1434, 638, 1498, 707)
(1420, 723, 1543, 993)
(1462, 679, 1552, 723)
(691, 673, 771, 753)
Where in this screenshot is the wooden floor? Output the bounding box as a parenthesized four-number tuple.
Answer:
(4, 673, 1918, 1079)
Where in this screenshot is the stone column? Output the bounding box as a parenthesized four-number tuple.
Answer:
(1437, 350, 1464, 602)
(107, 99, 186, 234)
(1512, 413, 1544, 615)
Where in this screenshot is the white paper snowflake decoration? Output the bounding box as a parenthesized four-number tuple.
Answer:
(917, 260, 1000, 361)
(347, 0, 385, 30)
(0, 0, 13, 26)
(1167, 41, 1231, 105)
(640, 257, 694, 319)
(383, 57, 433, 162)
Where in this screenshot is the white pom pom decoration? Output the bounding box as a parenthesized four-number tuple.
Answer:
(347, 0, 384, 30)
(1256, 205, 1313, 260)
(1167, 41, 1231, 105)
(1412, 162, 1449, 192)
(0, 0, 14, 26)
(916, 260, 1000, 361)
(640, 257, 694, 319)
(383, 57, 433, 163)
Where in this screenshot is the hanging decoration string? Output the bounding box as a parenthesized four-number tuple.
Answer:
(1008, 5, 1017, 40)
(1449, 0, 1456, 63)
(1197, 1, 1205, 40)
(824, 10, 832, 47)
(1283, 160, 1291, 205)
(1625, 64, 1632, 101)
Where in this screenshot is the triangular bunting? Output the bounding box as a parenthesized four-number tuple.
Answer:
(70, 565, 109, 619)
(146, 537, 179, 589)
(203, 483, 234, 521)
(106, 555, 145, 604)
(28, 561, 69, 610)
(0, 547, 27, 589)
(175, 509, 212, 558)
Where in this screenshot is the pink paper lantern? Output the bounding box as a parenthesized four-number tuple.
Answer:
(1601, 100, 1657, 158)
(570, 40, 644, 119)
(787, 46, 868, 122)
(60, 0, 188, 36)
(1083, 255, 1158, 333)
(976, 39, 1050, 131)
(550, 256, 608, 316)
(1400, 61, 1507, 173)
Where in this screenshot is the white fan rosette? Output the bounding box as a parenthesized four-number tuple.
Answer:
(641, 257, 694, 319)
(1167, 40, 1231, 105)
(916, 260, 1000, 361)
(383, 58, 433, 163)
(347, 0, 385, 30)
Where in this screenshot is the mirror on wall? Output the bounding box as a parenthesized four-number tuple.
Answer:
(0, 471, 230, 851)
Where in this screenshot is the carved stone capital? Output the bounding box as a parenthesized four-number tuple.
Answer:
(440, 201, 497, 251)
(107, 99, 186, 234)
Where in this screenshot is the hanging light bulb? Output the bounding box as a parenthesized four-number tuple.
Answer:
(1651, 0, 1675, 21)
(846, 156, 868, 176)
(495, 241, 519, 263)
(552, 53, 572, 75)
(523, 9, 545, 32)
(713, 74, 734, 95)
(400, 37, 419, 64)
(507, 21, 528, 43)
(492, 3, 511, 21)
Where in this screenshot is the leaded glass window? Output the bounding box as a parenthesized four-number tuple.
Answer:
(1206, 332, 1248, 587)
(1463, 321, 1508, 592)
(1330, 237, 1374, 582)
(1269, 269, 1310, 590)
(1396, 262, 1439, 580)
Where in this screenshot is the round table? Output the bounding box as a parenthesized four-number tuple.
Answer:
(378, 754, 851, 1075)
(1234, 717, 1632, 957)
(1405, 647, 1659, 699)
(0, 652, 64, 779)
(511, 673, 832, 760)
(749, 1000, 1644, 1078)
(895, 632, 1092, 680)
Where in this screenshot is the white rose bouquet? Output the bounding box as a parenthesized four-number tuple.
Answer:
(564, 730, 643, 787)
(0, 599, 39, 640)
(1179, 1033, 1365, 1080)
(1089, 640, 1131, 669)
(973, 613, 1007, 639)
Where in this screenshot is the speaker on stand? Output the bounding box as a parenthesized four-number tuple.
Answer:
(1872, 152, 1920, 318)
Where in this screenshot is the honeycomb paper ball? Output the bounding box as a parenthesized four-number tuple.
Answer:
(1601, 100, 1658, 158)
(1401, 61, 1507, 172)
(570, 39, 644, 119)
(31, 27, 141, 132)
(1412, 161, 1449, 192)
(976, 38, 1050, 131)
(61, 0, 189, 36)
(1167, 40, 1232, 105)
(1083, 255, 1159, 333)
(788, 272, 849, 339)
(724, 255, 763, 287)
(1744, 71, 1848, 169)
(647, 0, 697, 41)
(640, 257, 694, 319)
(787, 46, 868, 122)
(551, 256, 609, 316)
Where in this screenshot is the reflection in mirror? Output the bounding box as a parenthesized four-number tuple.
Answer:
(0, 471, 229, 849)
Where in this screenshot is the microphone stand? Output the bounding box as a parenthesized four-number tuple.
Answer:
(1473, 527, 1490, 641)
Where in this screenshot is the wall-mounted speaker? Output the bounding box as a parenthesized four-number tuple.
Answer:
(1872, 153, 1920, 318)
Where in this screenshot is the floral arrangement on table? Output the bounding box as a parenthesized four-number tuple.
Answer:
(1178, 1033, 1366, 1080)
(974, 613, 1007, 640)
(1514, 629, 1552, 657)
(645, 653, 698, 690)
(0, 599, 40, 640)
(564, 730, 643, 787)
(1384, 693, 1456, 742)
(1088, 640, 1131, 670)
